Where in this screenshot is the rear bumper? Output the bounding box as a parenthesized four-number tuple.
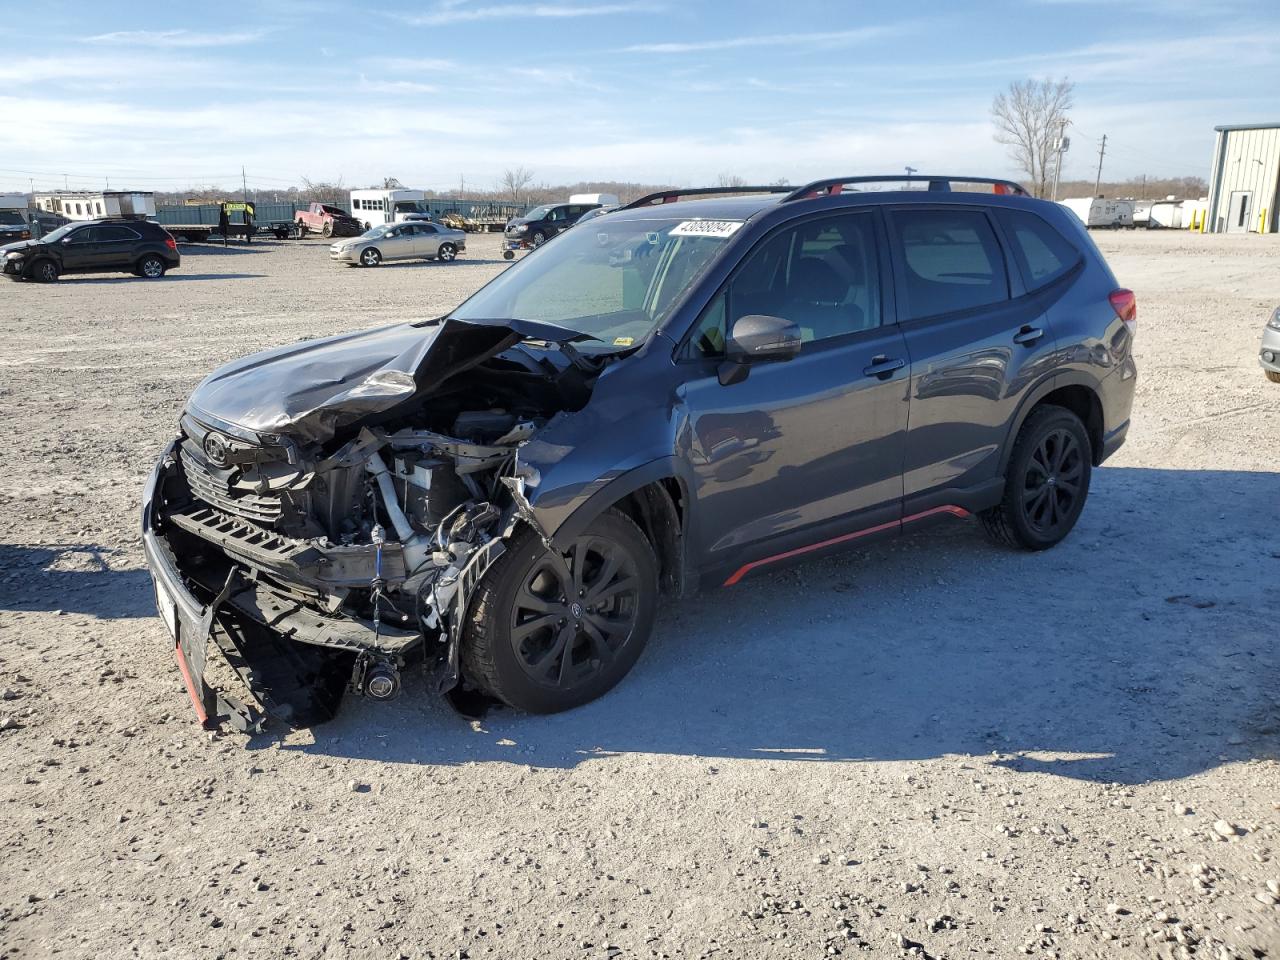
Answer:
(1260, 326, 1280, 373)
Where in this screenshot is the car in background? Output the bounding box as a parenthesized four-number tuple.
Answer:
(1261, 307, 1280, 383)
(0, 210, 32, 244)
(572, 204, 619, 229)
(329, 220, 466, 267)
(2, 218, 180, 282)
(502, 201, 601, 257)
(296, 202, 363, 239)
(29, 210, 71, 238)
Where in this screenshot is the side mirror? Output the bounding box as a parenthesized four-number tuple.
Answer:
(718, 314, 801, 385)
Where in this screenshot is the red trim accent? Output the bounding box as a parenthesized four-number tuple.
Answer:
(722, 504, 971, 586)
(175, 645, 208, 726)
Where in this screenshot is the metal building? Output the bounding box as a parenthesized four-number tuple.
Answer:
(1207, 123, 1280, 234)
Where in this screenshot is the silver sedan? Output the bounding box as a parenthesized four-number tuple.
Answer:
(329, 221, 467, 267)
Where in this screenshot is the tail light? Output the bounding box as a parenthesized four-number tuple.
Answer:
(1109, 288, 1136, 334)
(164, 236, 177, 251)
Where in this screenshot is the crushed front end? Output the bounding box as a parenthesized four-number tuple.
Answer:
(141, 318, 596, 731)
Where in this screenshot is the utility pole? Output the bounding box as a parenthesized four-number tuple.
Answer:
(1093, 134, 1108, 197)
(905, 165, 917, 176)
(1140, 174, 1146, 200)
(242, 165, 249, 204)
(1050, 117, 1069, 201)
(64, 173, 69, 190)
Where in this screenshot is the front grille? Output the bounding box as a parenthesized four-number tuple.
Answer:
(180, 447, 284, 525)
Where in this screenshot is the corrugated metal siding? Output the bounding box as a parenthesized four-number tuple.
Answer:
(1208, 126, 1280, 232)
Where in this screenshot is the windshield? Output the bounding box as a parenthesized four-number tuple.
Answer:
(360, 224, 394, 238)
(452, 216, 741, 352)
(0, 212, 26, 226)
(522, 205, 552, 221)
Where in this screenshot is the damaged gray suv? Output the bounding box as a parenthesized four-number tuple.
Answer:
(143, 176, 1138, 731)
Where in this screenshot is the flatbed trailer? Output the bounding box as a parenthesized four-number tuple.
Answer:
(155, 201, 296, 242)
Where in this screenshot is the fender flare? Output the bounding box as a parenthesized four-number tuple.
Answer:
(546, 456, 690, 551)
(997, 369, 1105, 473)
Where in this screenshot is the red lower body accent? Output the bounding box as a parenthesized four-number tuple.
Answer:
(175, 645, 209, 726)
(722, 504, 971, 586)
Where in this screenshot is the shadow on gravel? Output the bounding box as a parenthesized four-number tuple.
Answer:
(294, 465, 1280, 785)
(0, 544, 153, 619)
(62, 274, 266, 284)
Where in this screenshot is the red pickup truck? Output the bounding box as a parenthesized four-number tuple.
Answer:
(295, 203, 363, 238)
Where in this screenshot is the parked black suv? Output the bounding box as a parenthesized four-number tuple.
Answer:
(2, 218, 180, 282)
(503, 201, 601, 257)
(143, 176, 1136, 732)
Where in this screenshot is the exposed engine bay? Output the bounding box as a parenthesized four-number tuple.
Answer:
(144, 320, 610, 732)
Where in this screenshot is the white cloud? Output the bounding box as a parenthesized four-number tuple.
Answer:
(403, 3, 656, 26)
(622, 25, 905, 54)
(83, 29, 267, 48)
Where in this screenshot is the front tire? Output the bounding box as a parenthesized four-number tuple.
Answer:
(461, 509, 658, 713)
(530, 231, 546, 247)
(31, 259, 59, 282)
(321, 221, 333, 238)
(981, 405, 1092, 550)
(437, 242, 457, 262)
(1266, 370, 1280, 384)
(360, 248, 382, 267)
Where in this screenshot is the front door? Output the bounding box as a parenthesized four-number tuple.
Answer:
(675, 210, 910, 584)
(1227, 191, 1253, 233)
(58, 226, 103, 273)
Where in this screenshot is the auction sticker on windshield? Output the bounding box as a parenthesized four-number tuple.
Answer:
(670, 220, 744, 239)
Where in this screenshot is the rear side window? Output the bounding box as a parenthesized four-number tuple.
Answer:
(97, 225, 139, 241)
(891, 209, 1009, 320)
(997, 209, 1081, 289)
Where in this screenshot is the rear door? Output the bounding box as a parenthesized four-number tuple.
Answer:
(94, 224, 142, 269)
(886, 204, 1057, 508)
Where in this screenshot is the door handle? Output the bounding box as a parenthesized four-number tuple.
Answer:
(862, 356, 906, 379)
(1013, 325, 1044, 345)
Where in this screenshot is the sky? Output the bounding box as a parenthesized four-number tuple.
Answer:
(0, 0, 1277, 195)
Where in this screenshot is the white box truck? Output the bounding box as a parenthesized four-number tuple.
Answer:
(1059, 197, 1135, 229)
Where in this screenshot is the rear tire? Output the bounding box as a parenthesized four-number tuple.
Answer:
(1266, 370, 1280, 384)
(31, 259, 59, 282)
(137, 255, 166, 279)
(980, 404, 1092, 551)
(461, 509, 658, 713)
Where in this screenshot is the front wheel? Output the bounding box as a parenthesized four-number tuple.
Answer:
(461, 509, 658, 713)
(31, 260, 59, 282)
(530, 231, 546, 247)
(980, 405, 1092, 550)
(360, 247, 382, 267)
(321, 221, 333, 238)
(437, 242, 457, 262)
(1266, 370, 1280, 384)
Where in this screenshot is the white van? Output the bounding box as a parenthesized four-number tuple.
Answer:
(349, 189, 432, 229)
(569, 192, 620, 207)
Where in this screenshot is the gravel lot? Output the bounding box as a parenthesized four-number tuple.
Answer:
(1, 230, 1278, 960)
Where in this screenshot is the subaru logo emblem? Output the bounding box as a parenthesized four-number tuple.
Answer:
(202, 432, 232, 467)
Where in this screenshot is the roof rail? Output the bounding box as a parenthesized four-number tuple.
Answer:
(620, 185, 793, 210)
(783, 176, 1027, 201)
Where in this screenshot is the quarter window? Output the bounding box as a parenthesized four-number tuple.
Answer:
(892, 209, 1009, 320)
(690, 212, 881, 356)
(997, 209, 1081, 289)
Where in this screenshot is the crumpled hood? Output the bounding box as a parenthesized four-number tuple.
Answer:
(0, 239, 34, 254)
(185, 317, 586, 444)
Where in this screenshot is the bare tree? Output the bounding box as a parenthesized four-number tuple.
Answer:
(991, 77, 1074, 198)
(500, 166, 535, 204)
(716, 173, 747, 188)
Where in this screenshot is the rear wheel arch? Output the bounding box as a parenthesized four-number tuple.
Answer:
(1001, 376, 1105, 471)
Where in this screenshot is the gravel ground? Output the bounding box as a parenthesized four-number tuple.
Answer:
(1, 230, 1278, 960)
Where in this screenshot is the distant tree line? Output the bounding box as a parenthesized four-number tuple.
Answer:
(1055, 176, 1208, 201)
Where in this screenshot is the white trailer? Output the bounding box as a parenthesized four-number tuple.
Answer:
(1148, 200, 1185, 229)
(569, 192, 620, 207)
(1059, 197, 1135, 229)
(349, 188, 430, 229)
(32, 190, 155, 221)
